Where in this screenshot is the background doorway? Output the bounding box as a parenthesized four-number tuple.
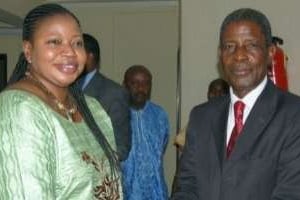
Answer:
(0, 54, 7, 92)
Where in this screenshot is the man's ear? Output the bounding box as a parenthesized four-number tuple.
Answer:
(87, 52, 93, 60)
(122, 80, 127, 88)
(23, 41, 32, 64)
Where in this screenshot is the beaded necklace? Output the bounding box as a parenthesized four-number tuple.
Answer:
(25, 71, 77, 121)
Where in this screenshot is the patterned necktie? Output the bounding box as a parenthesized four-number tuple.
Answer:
(226, 100, 245, 158)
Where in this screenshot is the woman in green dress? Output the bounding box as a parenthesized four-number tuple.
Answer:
(0, 3, 122, 199)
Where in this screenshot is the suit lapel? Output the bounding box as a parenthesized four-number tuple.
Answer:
(83, 72, 102, 92)
(229, 80, 279, 159)
(212, 96, 230, 166)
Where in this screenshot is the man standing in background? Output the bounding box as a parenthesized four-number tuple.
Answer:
(122, 65, 169, 200)
(79, 33, 131, 162)
(174, 78, 229, 151)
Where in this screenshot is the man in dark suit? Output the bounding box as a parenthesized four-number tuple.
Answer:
(172, 8, 300, 199)
(79, 33, 131, 161)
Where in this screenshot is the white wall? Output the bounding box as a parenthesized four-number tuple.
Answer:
(180, 0, 300, 126)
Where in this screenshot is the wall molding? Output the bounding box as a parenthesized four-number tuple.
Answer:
(60, 1, 178, 9)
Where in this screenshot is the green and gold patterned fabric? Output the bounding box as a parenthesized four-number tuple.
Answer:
(0, 90, 123, 199)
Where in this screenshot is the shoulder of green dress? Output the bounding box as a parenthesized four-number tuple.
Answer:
(84, 94, 106, 112)
(84, 94, 97, 104)
(0, 89, 42, 107)
(84, 95, 116, 148)
(0, 89, 52, 121)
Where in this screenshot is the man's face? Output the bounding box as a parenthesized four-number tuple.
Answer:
(219, 20, 274, 98)
(83, 52, 97, 74)
(208, 85, 227, 100)
(126, 71, 151, 109)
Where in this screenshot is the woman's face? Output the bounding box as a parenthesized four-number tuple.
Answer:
(23, 14, 86, 89)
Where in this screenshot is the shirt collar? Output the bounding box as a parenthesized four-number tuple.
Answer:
(82, 69, 97, 90)
(86, 69, 97, 78)
(230, 76, 267, 109)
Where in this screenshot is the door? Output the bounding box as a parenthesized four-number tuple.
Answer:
(0, 54, 7, 91)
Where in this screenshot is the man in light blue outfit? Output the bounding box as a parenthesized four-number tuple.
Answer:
(122, 65, 169, 200)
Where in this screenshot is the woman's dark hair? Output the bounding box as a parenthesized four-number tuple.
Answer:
(8, 3, 119, 176)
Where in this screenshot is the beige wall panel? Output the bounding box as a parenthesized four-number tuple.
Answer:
(64, 5, 117, 82)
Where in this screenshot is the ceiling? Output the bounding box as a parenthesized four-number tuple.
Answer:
(0, 0, 176, 35)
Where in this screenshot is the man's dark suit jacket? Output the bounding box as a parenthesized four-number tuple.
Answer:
(83, 72, 130, 161)
(172, 80, 300, 200)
